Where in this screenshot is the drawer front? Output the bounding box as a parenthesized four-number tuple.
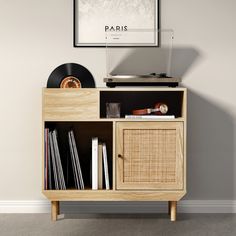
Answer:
(43, 89, 99, 120)
(116, 122, 184, 190)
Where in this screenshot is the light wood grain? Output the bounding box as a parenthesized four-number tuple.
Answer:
(116, 122, 184, 190)
(43, 89, 99, 121)
(170, 201, 177, 221)
(43, 190, 186, 201)
(51, 201, 59, 221)
(112, 122, 116, 189)
(42, 87, 187, 222)
(184, 90, 187, 191)
(42, 91, 45, 192)
(182, 88, 187, 119)
(99, 87, 187, 92)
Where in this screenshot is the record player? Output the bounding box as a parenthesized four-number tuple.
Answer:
(104, 29, 180, 87)
(104, 74, 181, 87)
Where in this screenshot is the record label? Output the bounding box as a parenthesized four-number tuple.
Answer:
(60, 76, 81, 88)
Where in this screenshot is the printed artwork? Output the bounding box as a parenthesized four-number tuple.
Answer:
(74, 0, 158, 46)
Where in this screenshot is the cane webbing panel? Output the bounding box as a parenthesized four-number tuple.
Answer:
(123, 129, 176, 183)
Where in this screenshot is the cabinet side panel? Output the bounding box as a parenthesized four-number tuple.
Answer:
(43, 89, 99, 120)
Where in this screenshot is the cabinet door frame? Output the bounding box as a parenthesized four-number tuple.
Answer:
(116, 122, 184, 190)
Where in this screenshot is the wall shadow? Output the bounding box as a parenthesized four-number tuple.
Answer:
(171, 47, 201, 78)
(185, 89, 235, 200)
(60, 47, 235, 215)
(108, 45, 235, 200)
(108, 46, 201, 78)
(58, 89, 235, 216)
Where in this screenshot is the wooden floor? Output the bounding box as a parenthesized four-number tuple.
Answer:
(0, 214, 236, 236)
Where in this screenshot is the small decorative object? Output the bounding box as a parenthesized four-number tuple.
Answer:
(74, 0, 159, 47)
(132, 103, 168, 115)
(154, 103, 168, 115)
(106, 103, 121, 118)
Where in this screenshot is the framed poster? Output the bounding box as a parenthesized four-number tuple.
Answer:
(74, 0, 159, 47)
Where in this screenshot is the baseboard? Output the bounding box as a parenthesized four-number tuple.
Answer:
(0, 201, 50, 213)
(178, 200, 236, 213)
(0, 200, 236, 214)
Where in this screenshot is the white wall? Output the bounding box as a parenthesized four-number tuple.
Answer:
(0, 0, 235, 202)
(162, 0, 236, 200)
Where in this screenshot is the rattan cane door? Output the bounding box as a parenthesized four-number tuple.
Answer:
(116, 122, 184, 190)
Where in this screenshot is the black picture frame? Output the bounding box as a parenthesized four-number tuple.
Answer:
(73, 0, 160, 47)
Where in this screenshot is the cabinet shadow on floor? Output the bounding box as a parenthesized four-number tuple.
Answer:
(58, 213, 170, 220)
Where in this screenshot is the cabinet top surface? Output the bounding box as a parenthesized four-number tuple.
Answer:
(43, 87, 187, 92)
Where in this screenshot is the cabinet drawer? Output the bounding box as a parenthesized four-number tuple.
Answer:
(43, 89, 99, 120)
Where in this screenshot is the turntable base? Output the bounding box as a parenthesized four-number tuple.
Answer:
(104, 76, 181, 87)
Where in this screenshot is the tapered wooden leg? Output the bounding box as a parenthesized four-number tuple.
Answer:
(51, 201, 59, 221)
(170, 201, 177, 221)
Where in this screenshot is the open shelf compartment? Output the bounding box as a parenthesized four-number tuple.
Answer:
(44, 121, 113, 191)
(100, 91, 184, 118)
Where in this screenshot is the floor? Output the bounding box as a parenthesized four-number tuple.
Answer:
(0, 214, 235, 236)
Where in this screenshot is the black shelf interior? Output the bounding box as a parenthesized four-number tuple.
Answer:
(100, 91, 183, 118)
(45, 121, 113, 190)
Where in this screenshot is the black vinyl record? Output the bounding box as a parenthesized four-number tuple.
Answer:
(47, 63, 95, 88)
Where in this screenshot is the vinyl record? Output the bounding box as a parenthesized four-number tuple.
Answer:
(47, 63, 95, 88)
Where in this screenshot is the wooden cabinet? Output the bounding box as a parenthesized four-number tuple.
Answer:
(42, 87, 187, 222)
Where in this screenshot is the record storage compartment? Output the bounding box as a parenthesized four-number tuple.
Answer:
(42, 87, 187, 222)
(44, 122, 113, 190)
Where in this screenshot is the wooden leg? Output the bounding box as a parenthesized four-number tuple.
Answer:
(170, 201, 177, 222)
(51, 201, 59, 221)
